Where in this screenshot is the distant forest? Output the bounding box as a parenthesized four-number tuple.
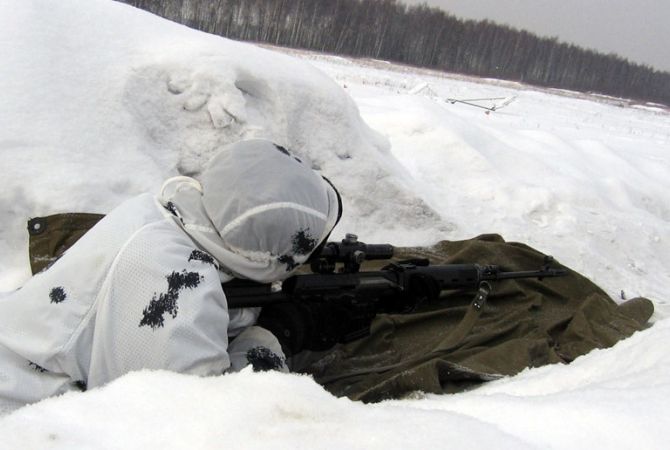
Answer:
(120, 0, 670, 105)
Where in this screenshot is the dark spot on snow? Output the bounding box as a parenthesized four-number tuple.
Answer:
(188, 249, 219, 270)
(49, 287, 67, 304)
(139, 270, 203, 330)
(246, 346, 285, 372)
(175, 162, 198, 178)
(291, 228, 317, 255)
(278, 255, 299, 272)
(274, 144, 290, 156)
(74, 380, 87, 391)
(274, 143, 304, 164)
(28, 361, 48, 373)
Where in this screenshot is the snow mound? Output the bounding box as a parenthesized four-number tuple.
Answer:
(1, 321, 668, 449)
(0, 369, 532, 450)
(0, 0, 446, 289)
(312, 58, 670, 306)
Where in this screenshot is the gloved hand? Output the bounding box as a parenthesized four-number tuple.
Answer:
(227, 326, 289, 373)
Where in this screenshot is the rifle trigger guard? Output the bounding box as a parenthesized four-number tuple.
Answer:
(472, 281, 492, 310)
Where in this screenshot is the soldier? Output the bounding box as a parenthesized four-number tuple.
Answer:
(0, 139, 341, 406)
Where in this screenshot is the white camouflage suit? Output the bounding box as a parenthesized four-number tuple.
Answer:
(0, 139, 341, 408)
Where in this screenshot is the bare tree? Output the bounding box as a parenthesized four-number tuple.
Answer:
(118, 0, 670, 105)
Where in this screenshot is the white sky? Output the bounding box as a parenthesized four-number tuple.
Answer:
(402, 0, 670, 72)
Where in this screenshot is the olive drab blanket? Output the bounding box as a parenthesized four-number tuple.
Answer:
(301, 236, 654, 401)
(27, 215, 654, 402)
(27, 213, 105, 275)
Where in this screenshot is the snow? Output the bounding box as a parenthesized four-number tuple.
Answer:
(1, 0, 669, 448)
(295, 50, 670, 307)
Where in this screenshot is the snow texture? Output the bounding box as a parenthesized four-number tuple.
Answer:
(1, 0, 669, 448)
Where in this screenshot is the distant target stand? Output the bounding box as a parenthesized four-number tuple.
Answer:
(409, 82, 516, 114)
(446, 95, 517, 114)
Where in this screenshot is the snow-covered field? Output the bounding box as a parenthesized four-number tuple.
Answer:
(288, 49, 670, 309)
(1, 0, 669, 448)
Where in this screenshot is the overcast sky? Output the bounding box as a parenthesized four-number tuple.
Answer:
(402, 0, 670, 72)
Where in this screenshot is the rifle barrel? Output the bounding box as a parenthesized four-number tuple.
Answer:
(492, 268, 567, 280)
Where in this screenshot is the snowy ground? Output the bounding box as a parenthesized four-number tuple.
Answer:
(1, 0, 669, 448)
(284, 48, 670, 310)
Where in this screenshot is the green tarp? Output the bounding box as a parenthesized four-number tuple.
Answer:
(300, 235, 653, 402)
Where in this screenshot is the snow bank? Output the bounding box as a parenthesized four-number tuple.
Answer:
(0, 316, 667, 449)
(0, 0, 443, 289)
(0, 369, 532, 450)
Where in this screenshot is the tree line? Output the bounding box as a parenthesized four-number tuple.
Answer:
(120, 0, 670, 106)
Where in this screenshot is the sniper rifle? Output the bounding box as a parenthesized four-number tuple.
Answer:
(223, 234, 567, 355)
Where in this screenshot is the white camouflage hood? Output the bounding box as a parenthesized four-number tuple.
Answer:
(160, 139, 341, 283)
